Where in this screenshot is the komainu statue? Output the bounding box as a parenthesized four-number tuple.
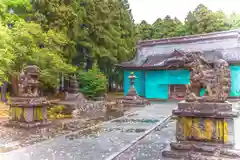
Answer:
(182, 52, 231, 102)
(18, 65, 40, 97)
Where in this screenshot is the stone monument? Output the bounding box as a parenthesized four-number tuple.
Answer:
(117, 72, 149, 107)
(162, 52, 240, 159)
(52, 75, 86, 115)
(67, 75, 80, 94)
(8, 65, 49, 128)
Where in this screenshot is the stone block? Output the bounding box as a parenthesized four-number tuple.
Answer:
(176, 117, 234, 145)
(177, 100, 232, 112)
(173, 101, 239, 118)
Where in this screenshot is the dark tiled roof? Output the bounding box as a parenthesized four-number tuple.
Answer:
(137, 29, 240, 47)
(118, 29, 240, 69)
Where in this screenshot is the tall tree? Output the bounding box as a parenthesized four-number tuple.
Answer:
(32, 0, 77, 61)
(227, 12, 240, 29)
(151, 16, 185, 39)
(0, 21, 15, 85)
(151, 18, 164, 39)
(173, 17, 186, 36)
(72, 0, 136, 90)
(0, 0, 76, 95)
(185, 4, 230, 34)
(135, 20, 152, 40)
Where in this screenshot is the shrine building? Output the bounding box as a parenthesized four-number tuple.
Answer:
(117, 29, 240, 100)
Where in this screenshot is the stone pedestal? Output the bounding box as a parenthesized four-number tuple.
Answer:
(174, 101, 238, 145)
(162, 101, 240, 159)
(8, 97, 49, 128)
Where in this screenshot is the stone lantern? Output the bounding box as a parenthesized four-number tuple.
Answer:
(118, 72, 149, 107)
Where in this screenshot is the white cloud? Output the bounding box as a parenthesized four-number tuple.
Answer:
(129, 0, 240, 24)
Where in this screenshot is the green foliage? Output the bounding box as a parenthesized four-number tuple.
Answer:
(227, 12, 240, 29)
(1, 0, 240, 95)
(77, 64, 108, 98)
(32, 0, 77, 61)
(71, 0, 136, 90)
(0, 0, 76, 88)
(137, 4, 236, 40)
(0, 21, 15, 84)
(184, 4, 230, 34)
(47, 105, 72, 119)
(135, 20, 153, 40)
(9, 19, 76, 87)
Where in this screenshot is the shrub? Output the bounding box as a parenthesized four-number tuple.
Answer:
(47, 105, 72, 119)
(77, 64, 108, 99)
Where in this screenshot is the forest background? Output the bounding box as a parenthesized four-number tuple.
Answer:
(0, 0, 240, 98)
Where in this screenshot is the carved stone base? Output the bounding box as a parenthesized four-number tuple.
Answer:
(117, 95, 150, 107)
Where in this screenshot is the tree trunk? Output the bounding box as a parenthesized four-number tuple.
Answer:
(1, 82, 8, 102)
(108, 76, 112, 92)
(10, 74, 19, 96)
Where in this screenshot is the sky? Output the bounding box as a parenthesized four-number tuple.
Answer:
(128, 0, 240, 24)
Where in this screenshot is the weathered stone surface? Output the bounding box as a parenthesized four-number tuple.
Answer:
(117, 72, 150, 107)
(8, 65, 49, 128)
(163, 141, 240, 160)
(178, 100, 233, 111)
(68, 75, 79, 94)
(173, 101, 239, 118)
(161, 52, 240, 159)
(178, 52, 231, 103)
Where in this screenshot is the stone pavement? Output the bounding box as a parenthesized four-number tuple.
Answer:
(0, 101, 177, 160)
(115, 119, 176, 160)
(115, 101, 240, 160)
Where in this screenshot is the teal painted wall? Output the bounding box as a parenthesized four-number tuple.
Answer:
(123, 66, 240, 99)
(145, 70, 190, 99)
(200, 88, 205, 96)
(230, 65, 240, 97)
(145, 71, 169, 99)
(124, 70, 145, 96)
(168, 70, 190, 84)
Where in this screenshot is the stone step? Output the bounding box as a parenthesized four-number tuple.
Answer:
(162, 142, 240, 159)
